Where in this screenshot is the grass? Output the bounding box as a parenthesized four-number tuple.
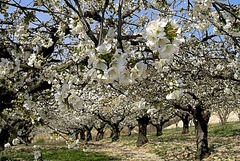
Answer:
(118, 121, 240, 160)
(34, 138, 45, 144)
(208, 122, 240, 137)
(0, 147, 119, 161)
(1, 122, 239, 161)
(41, 149, 119, 161)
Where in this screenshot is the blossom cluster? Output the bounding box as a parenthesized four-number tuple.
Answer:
(166, 89, 185, 100)
(0, 58, 20, 79)
(27, 54, 43, 68)
(143, 18, 184, 72)
(87, 29, 147, 85)
(54, 83, 83, 109)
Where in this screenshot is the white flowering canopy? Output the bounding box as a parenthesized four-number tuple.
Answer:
(0, 0, 239, 132)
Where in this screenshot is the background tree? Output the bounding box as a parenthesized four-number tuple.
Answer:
(0, 1, 240, 160)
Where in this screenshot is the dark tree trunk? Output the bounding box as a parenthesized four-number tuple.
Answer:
(111, 125, 120, 142)
(173, 102, 211, 160)
(86, 127, 93, 141)
(155, 124, 163, 136)
(136, 116, 150, 147)
(74, 132, 80, 140)
(182, 119, 190, 134)
(194, 110, 211, 160)
(96, 129, 104, 141)
(79, 129, 85, 141)
(0, 126, 10, 152)
(182, 115, 190, 134)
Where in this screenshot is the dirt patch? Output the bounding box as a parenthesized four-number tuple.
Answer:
(87, 124, 240, 161)
(89, 141, 164, 161)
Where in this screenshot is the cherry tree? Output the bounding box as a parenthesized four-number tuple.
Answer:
(149, 104, 175, 136)
(174, 110, 192, 134)
(1, 1, 240, 160)
(81, 82, 134, 141)
(120, 114, 137, 136)
(93, 118, 107, 141)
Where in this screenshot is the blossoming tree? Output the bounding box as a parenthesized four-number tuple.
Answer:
(0, 0, 240, 160)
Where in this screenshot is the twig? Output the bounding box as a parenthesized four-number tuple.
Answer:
(99, 0, 109, 45)
(117, 0, 124, 51)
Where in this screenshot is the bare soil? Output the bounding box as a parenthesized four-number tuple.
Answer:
(87, 124, 240, 161)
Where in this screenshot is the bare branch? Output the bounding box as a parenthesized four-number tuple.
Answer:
(99, 0, 110, 45)
(64, 0, 98, 47)
(122, 5, 140, 19)
(117, 0, 124, 51)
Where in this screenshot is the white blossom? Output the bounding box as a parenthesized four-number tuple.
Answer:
(166, 90, 185, 100)
(4, 143, 11, 148)
(12, 138, 20, 146)
(96, 43, 112, 55)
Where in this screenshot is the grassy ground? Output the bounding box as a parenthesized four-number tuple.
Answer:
(0, 141, 119, 161)
(92, 122, 240, 160)
(0, 147, 119, 161)
(0, 122, 239, 161)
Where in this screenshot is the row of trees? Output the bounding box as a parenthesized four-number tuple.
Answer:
(1, 0, 240, 160)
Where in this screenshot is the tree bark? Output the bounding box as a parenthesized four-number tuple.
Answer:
(79, 129, 85, 141)
(194, 110, 211, 160)
(136, 116, 150, 147)
(96, 129, 104, 141)
(181, 114, 190, 134)
(155, 124, 163, 136)
(86, 127, 93, 141)
(0, 126, 10, 152)
(218, 111, 227, 125)
(182, 119, 190, 134)
(111, 125, 120, 142)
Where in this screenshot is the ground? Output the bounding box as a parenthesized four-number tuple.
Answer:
(1, 122, 239, 161)
(89, 122, 240, 161)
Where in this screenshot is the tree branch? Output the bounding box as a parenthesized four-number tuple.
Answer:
(99, 0, 109, 45)
(117, 0, 124, 51)
(66, 0, 98, 47)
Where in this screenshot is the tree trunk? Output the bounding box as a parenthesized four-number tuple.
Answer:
(155, 124, 163, 136)
(218, 112, 227, 125)
(96, 129, 104, 141)
(111, 125, 120, 142)
(79, 129, 85, 141)
(136, 116, 150, 147)
(86, 127, 93, 141)
(182, 115, 190, 134)
(74, 132, 79, 140)
(182, 119, 190, 134)
(194, 111, 211, 160)
(0, 126, 10, 152)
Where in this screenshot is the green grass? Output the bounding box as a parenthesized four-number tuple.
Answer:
(208, 122, 240, 137)
(118, 122, 240, 159)
(1, 122, 239, 161)
(150, 144, 173, 157)
(41, 149, 119, 161)
(118, 122, 240, 147)
(0, 148, 120, 161)
(34, 138, 45, 144)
